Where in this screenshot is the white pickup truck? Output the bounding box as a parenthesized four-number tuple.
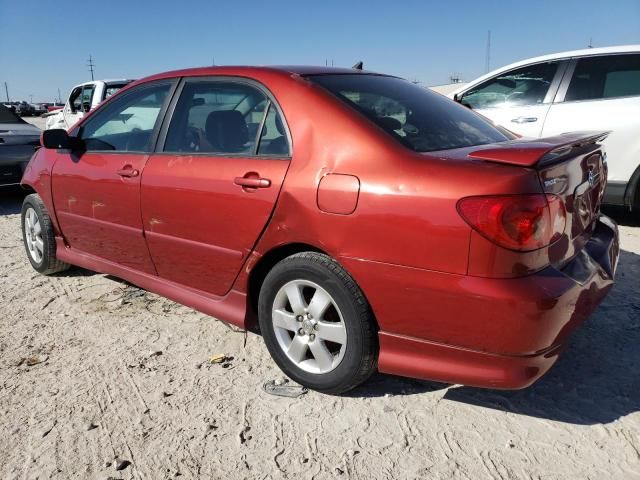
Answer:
(44, 79, 133, 130)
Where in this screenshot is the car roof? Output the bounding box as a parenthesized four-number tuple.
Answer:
(131, 65, 386, 86)
(453, 44, 640, 94)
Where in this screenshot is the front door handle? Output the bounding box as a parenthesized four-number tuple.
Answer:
(117, 166, 139, 178)
(234, 175, 271, 189)
(511, 116, 538, 124)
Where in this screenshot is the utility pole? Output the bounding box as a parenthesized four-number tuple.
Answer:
(87, 55, 95, 81)
(3, 82, 9, 102)
(485, 30, 491, 73)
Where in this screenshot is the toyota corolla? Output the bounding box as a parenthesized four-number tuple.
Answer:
(20, 66, 619, 393)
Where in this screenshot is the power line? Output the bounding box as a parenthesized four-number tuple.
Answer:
(485, 30, 491, 73)
(87, 55, 95, 81)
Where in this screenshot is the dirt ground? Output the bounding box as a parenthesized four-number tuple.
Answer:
(1, 125, 639, 478)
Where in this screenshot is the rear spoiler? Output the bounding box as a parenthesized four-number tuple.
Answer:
(468, 132, 610, 168)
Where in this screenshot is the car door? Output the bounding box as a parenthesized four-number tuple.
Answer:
(458, 61, 566, 138)
(51, 80, 176, 274)
(542, 53, 640, 188)
(141, 77, 291, 296)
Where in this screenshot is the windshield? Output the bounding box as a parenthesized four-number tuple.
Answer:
(0, 104, 26, 124)
(308, 74, 512, 152)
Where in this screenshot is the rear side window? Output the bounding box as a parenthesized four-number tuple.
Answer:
(103, 83, 130, 100)
(310, 74, 511, 153)
(164, 80, 289, 156)
(461, 62, 558, 109)
(565, 54, 640, 101)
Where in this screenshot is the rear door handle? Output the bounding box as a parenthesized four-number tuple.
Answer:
(511, 116, 538, 124)
(234, 176, 271, 189)
(117, 166, 139, 178)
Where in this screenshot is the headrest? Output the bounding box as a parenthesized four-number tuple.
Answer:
(205, 110, 248, 152)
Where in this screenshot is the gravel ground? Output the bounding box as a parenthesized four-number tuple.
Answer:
(0, 120, 639, 479)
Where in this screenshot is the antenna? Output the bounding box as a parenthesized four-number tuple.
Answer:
(87, 55, 95, 81)
(352, 61, 363, 70)
(485, 30, 491, 73)
(4, 82, 9, 102)
(212, 56, 215, 66)
(57, 88, 62, 104)
(588, 37, 593, 48)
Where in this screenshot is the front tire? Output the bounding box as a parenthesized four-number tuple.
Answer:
(258, 252, 378, 394)
(21, 194, 70, 275)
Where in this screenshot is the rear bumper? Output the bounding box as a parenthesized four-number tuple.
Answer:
(346, 215, 619, 389)
(378, 332, 563, 389)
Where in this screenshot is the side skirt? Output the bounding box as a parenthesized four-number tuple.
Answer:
(55, 238, 247, 328)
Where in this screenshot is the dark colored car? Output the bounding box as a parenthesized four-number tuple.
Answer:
(0, 105, 40, 186)
(20, 66, 619, 393)
(15, 101, 35, 117)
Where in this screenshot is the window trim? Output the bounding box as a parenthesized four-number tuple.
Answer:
(155, 75, 292, 160)
(460, 60, 567, 110)
(71, 79, 179, 155)
(554, 53, 640, 104)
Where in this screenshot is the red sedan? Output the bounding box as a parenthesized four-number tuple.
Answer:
(20, 66, 619, 393)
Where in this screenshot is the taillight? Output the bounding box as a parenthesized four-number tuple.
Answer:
(457, 194, 566, 251)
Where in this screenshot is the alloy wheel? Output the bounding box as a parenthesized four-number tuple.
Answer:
(24, 207, 43, 264)
(271, 279, 348, 374)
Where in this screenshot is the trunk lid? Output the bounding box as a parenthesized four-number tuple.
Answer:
(469, 131, 609, 267)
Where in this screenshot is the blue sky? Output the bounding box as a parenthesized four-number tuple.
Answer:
(2, 0, 639, 101)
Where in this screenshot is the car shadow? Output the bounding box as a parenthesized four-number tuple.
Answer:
(0, 186, 26, 215)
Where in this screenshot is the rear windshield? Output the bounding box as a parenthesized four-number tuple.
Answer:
(0, 104, 26, 124)
(309, 74, 512, 152)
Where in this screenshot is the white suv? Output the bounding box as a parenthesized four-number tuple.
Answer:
(451, 45, 640, 210)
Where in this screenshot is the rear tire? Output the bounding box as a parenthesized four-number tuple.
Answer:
(258, 252, 378, 394)
(21, 193, 70, 275)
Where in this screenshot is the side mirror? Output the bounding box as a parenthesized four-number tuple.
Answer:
(453, 93, 462, 103)
(41, 129, 83, 150)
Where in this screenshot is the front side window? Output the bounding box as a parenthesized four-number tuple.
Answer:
(70, 87, 82, 112)
(81, 85, 95, 112)
(461, 62, 558, 109)
(565, 54, 640, 101)
(310, 74, 511, 153)
(164, 80, 288, 156)
(80, 82, 172, 152)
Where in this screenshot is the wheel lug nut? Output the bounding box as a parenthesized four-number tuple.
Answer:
(296, 315, 303, 322)
(298, 328, 304, 335)
(309, 334, 315, 341)
(313, 324, 319, 331)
